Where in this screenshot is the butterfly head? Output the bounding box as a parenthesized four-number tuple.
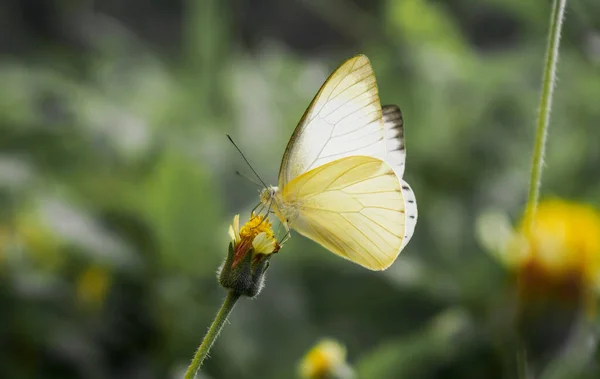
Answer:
(260, 185, 292, 227)
(260, 186, 279, 207)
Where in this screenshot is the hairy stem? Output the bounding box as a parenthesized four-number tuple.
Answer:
(526, 0, 567, 223)
(184, 291, 241, 379)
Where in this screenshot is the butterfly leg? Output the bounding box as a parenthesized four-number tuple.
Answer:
(278, 222, 292, 245)
(251, 199, 274, 230)
(251, 201, 264, 216)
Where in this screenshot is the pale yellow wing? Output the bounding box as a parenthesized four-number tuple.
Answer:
(281, 155, 407, 270)
(277, 55, 407, 188)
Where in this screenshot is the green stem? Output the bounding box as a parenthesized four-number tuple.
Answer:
(526, 0, 567, 222)
(516, 344, 530, 379)
(184, 291, 241, 379)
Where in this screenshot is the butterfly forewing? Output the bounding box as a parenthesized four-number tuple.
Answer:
(382, 104, 407, 178)
(279, 55, 386, 186)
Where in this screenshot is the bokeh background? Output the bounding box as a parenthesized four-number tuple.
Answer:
(2, 0, 600, 378)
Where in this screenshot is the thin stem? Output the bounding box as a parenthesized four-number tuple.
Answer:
(184, 291, 241, 379)
(519, 2, 568, 377)
(526, 0, 567, 223)
(516, 344, 530, 379)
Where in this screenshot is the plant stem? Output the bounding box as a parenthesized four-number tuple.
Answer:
(516, 344, 530, 379)
(184, 291, 241, 379)
(526, 0, 567, 222)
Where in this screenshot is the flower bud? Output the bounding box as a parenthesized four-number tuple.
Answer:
(218, 214, 280, 297)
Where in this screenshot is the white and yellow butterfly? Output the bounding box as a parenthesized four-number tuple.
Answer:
(259, 54, 417, 271)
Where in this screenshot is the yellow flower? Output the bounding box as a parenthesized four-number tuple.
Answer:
(507, 199, 600, 314)
(229, 213, 279, 266)
(298, 339, 354, 379)
(239, 213, 276, 243)
(494, 199, 600, 374)
(220, 213, 280, 297)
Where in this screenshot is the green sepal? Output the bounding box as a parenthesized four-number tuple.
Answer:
(218, 242, 272, 298)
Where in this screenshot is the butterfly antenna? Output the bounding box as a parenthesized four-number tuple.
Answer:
(235, 170, 263, 188)
(227, 134, 268, 188)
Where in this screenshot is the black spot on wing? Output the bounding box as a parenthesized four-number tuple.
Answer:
(382, 105, 403, 131)
(382, 104, 405, 151)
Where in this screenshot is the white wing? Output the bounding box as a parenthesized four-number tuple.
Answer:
(277, 55, 407, 187)
(400, 180, 417, 248)
(381, 104, 406, 179)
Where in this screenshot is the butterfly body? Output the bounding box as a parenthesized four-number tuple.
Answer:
(260, 186, 298, 228)
(258, 54, 417, 270)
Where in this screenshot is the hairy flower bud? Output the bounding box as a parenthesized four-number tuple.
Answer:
(218, 214, 280, 297)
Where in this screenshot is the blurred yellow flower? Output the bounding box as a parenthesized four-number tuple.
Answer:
(507, 199, 600, 314)
(16, 212, 64, 270)
(77, 265, 112, 309)
(298, 339, 354, 379)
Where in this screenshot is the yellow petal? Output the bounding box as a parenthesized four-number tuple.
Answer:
(228, 225, 235, 242)
(252, 232, 276, 255)
(233, 214, 241, 242)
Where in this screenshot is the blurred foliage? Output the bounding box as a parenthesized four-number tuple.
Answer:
(1, 0, 600, 378)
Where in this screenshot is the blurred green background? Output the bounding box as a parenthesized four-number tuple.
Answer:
(1, 0, 600, 378)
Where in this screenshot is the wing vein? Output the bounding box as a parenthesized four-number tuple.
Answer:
(317, 137, 384, 160)
(339, 213, 386, 263)
(321, 83, 377, 120)
(300, 204, 403, 214)
(340, 213, 397, 252)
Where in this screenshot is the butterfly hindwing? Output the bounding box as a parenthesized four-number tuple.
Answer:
(400, 180, 417, 249)
(281, 155, 407, 270)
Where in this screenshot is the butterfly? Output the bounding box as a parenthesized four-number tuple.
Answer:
(259, 54, 417, 270)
